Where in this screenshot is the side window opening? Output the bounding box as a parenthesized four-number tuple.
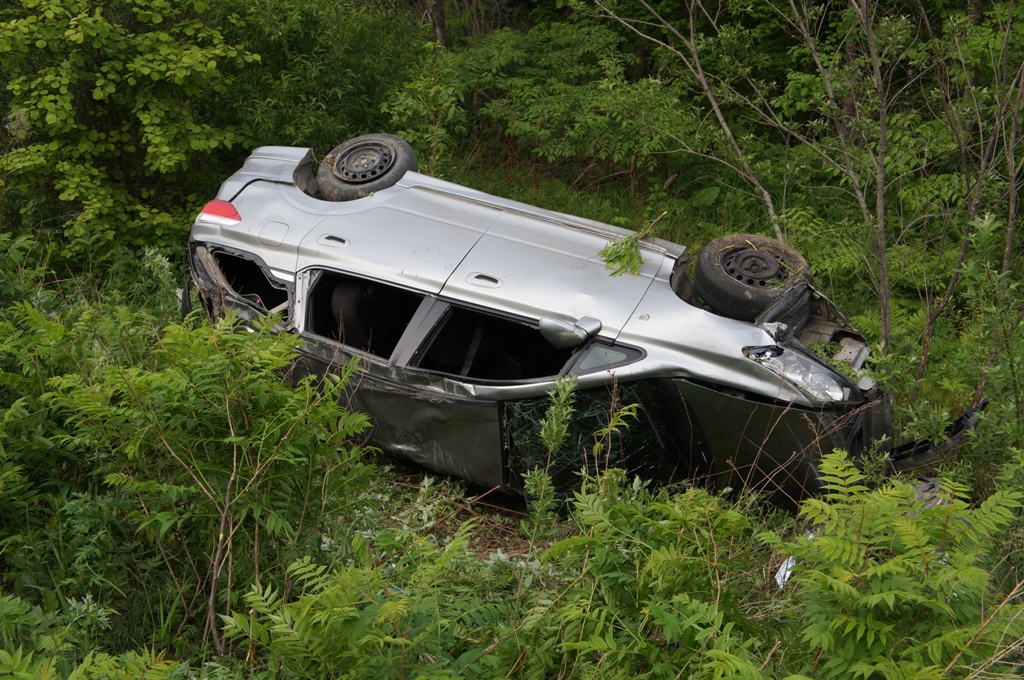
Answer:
(416, 307, 573, 381)
(213, 252, 288, 310)
(572, 343, 644, 374)
(307, 271, 424, 359)
(504, 380, 710, 498)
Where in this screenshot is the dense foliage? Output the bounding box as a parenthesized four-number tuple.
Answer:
(0, 0, 255, 259)
(1, 0, 1023, 676)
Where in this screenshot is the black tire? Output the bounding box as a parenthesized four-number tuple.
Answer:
(317, 133, 418, 201)
(694, 234, 813, 321)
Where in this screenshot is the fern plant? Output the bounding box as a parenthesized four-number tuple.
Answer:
(223, 525, 519, 678)
(44, 313, 373, 656)
(760, 450, 1024, 679)
(512, 474, 769, 679)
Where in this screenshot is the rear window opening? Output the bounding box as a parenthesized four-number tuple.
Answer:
(307, 271, 424, 359)
(416, 307, 573, 381)
(214, 252, 288, 310)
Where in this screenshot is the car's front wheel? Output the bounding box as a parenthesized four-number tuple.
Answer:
(694, 233, 813, 321)
(317, 133, 418, 201)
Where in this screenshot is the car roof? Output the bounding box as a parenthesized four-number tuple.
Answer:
(202, 147, 689, 339)
(291, 171, 681, 338)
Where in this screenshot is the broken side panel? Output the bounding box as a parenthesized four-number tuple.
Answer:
(674, 379, 825, 506)
(293, 345, 506, 491)
(504, 379, 708, 497)
(356, 387, 504, 490)
(190, 244, 291, 322)
(213, 251, 289, 310)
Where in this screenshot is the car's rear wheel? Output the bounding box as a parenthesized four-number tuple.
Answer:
(317, 133, 418, 201)
(694, 234, 813, 321)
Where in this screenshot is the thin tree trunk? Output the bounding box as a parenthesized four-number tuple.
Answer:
(857, 0, 892, 351)
(1001, 79, 1021, 277)
(427, 1, 447, 46)
(912, 232, 972, 400)
(206, 502, 230, 655)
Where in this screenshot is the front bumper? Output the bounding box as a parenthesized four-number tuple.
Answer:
(674, 379, 890, 506)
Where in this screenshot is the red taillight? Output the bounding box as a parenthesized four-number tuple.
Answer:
(196, 199, 241, 224)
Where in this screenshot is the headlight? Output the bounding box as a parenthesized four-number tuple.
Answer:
(745, 346, 853, 404)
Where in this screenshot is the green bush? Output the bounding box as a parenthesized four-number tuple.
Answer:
(44, 313, 372, 654)
(762, 451, 1024, 679)
(216, 0, 425, 152)
(0, 250, 373, 656)
(223, 452, 1024, 678)
(0, 0, 254, 259)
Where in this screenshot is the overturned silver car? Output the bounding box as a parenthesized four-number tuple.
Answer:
(189, 134, 902, 505)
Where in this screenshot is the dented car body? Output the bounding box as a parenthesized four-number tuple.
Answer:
(189, 142, 896, 505)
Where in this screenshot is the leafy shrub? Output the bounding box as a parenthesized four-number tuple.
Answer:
(225, 470, 773, 679)
(0, 591, 180, 677)
(0, 243, 374, 654)
(460, 20, 668, 170)
(0, 0, 254, 258)
(150, 448, 1024, 677)
(383, 43, 467, 176)
(508, 473, 770, 679)
(761, 451, 1024, 679)
(224, 525, 512, 678)
(44, 313, 372, 654)
(215, 0, 424, 151)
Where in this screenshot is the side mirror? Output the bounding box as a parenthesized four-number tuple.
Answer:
(539, 316, 602, 349)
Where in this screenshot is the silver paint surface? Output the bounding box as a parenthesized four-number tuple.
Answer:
(188, 145, 889, 501)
